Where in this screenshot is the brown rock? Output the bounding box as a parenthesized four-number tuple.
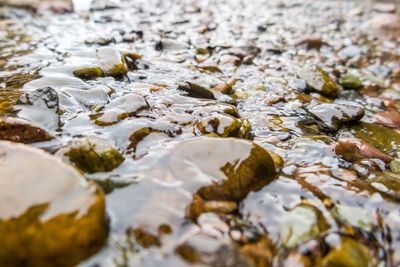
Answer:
(373, 110, 400, 129)
(368, 14, 400, 39)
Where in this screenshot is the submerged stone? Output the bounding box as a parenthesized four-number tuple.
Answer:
(0, 117, 52, 144)
(96, 47, 128, 77)
(335, 138, 392, 163)
(339, 74, 362, 90)
(307, 103, 364, 132)
(56, 137, 124, 173)
(195, 114, 252, 139)
(321, 237, 372, 267)
(303, 67, 340, 98)
(295, 37, 328, 50)
(73, 66, 104, 80)
(353, 122, 400, 156)
(93, 93, 148, 126)
(368, 14, 400, 39)
(373, 110, 400, 129)
(177, 82, 215, 99)
(16, 87, 61, 131)
(0, 141, 108, 267)
(107, 137, 277, 240)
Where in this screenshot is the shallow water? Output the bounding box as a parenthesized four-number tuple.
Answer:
(1, 0, 400, 266)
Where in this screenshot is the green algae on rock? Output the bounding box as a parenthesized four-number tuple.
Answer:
(339, 74, 362, 90)
(321, 237, 372, 267)
(335, 138, 392, 163)
(73, 66, 104, 80)
(57, 137, 124, 173)
(0, 117, 52, 144)
(0, 141, 108, 267)
(303, 67, 340, 98)
(353, 122, 400, 156)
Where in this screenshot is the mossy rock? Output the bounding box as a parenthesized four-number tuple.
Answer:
(57, 138, 124, 173)
(190, 138, 277, 201)
(369, 171, 400, 193)
(353, 122, 400, 156)
(0, 117, 52, 144)
(321, 237, 371, 267)
(339, 74, 362, 90)
(0, 141, 108, 267)
(128, 127, 153, 152)
(195, 114, 252, 139)
(73, 67, 104, 80)
(96, 47, 128, 77)
(304, 67, 339, 98)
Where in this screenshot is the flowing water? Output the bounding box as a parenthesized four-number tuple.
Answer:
(1, 0, 400, 266)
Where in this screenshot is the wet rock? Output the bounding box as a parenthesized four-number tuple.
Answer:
(3, 73, 39, 90)
(335, 138, 392, 163)
(241, 177, 331, 251)
(93, 93, 148, 126)
(175, 226, 248, 266)
(295, 37, 328, 50)
(85, 36, 115, 46)
(280, 204, 330, 248)
(39, 0, 73, 14)
(73, 66, 104, 80)
(0, 0, 39, 12)
(177, 82, 215, 99)
(16, 87, 61, 131)
(90, 0, 119, 11)
(211, 80, 235, 95)
(0, 141, 107, 267)
(183, 3, 201, 13)
(339, 74, 362, 90)
(353, 122, 400, 156)
(373, 110, 400, 129)
(108, 137, 277, 235)
(123, 52, 142, 71)
(302, 67, 339, 98)
(334, 204, 374, 231)
(196, 65, 223, 74)
(337, 45, 364, 60)
(373, 3, 397, 14)
(390, 159, 400, 174)
(240, 236, 275, 267)
(368, 14, 400, 40)
(96, 47, 128, 77)
(321, 237, 373, 267)
(307, 103, 364, 132)
(371, 171, 400, 195)
(188, 194, 238, 220)
(194, 114, 252, 139)
(194, 139, 277, 201)
(56, 137, 124, 173)
(63, 86, 110, 109)
(0, 117, 52, 143)
(128, 126, 181, 155)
